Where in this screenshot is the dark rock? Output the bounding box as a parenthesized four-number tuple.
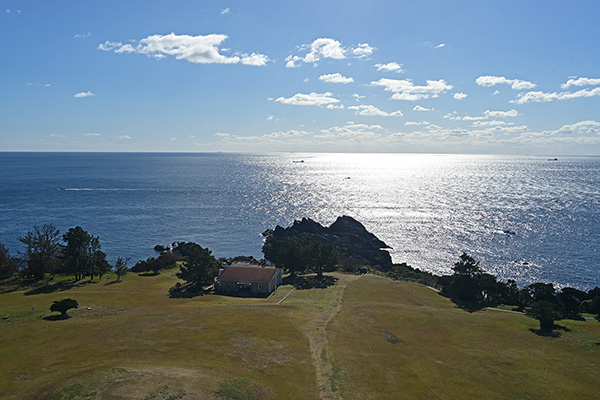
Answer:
(263, 216, 394, 271)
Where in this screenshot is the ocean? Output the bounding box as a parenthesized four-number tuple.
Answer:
(0, 152, 598, 290)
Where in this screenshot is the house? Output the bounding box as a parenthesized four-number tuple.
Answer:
(215, 263, 283, 296)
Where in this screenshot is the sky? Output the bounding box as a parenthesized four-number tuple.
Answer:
(1, 0, 600, 155)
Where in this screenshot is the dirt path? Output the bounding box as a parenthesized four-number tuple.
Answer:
(304, 274, 358, 400)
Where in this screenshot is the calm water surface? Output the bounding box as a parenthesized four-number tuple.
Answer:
(0, 152, 598, 289)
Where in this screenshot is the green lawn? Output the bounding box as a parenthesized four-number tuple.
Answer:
(1, 271, 599, 399)
(329, 275, 600, 400)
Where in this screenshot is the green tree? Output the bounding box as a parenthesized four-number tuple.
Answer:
(62, 226, 108, 281)
(263, 238, 306, 276)
(527, 300, 559, 331)
(0, 242, 19, 279)
(176, 244, 220, 288)
(114, 257, 129, 281)
(50, 298, 79, 317)
(304, 239, 338, 277)
(18, 224, 62, 280)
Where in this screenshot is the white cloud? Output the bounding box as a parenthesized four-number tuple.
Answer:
(74, 32, 91, 39)
(319, 73, 354, 84)
(404, 121, 427, 126)
(413, 105, 431, 111)
(285, 38, 373, 68)
(391, 93, 428, 101)
(352, 43, 375, 58)
(49, 133, 67, 138)
(170, 137, 177, 141)
(512, 87, 600, 104)
(98, 33, 269, 66)
(275, 92, 340, 107)
(352, 94, 365, 100)
(348, 105, 403, 117)
(118, 135, 132, 140)
(372, 78, 452, 101)
(27, 82, 51, 87)
(561, 77, 600, 89)
(318, 123, 383, 139)
(485, 109, 518, 118)
(444, 109, 518, 121)
(472, 120, 508, 127)
(453, 92, 467, 100)
(435, 43, 446, 48)
(84, 133, 101, 136)
(267, 115, 274, 120)
(74, 91, 94, 98)
(555, 120, 600, 135)
(476, 75, 536, 90)
(221, 8, 230, 14)
(374, 62, 403, 73)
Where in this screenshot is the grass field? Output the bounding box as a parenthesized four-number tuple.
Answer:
(1, 270, 599, 399)
(329, 275, 600, 400)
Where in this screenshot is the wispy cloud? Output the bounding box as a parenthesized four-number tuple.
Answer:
(27, 82, 51, 87)
(84, 133, 101, 136)
(561, 77, 600, 89)
(348, 105, 403, 117)
(476, 75, 536, 90)
(74, 91, 94, 98)
(319, 73, 354, 84)
(435, 43, 446, 48)
(372, 78, 452, 101)
(413, 105, 431, 111)
(221, 7, 230, 15)
(374, 62, 403, 73)
(118, 135, 131, 140)
(74, 32, 91, 39)
(512, 87, 600, 104)
(285, 38, 373, 68)
(444, 109, 518, 120)
(275, 92, 341, 107)
(99, 33, 270, 66)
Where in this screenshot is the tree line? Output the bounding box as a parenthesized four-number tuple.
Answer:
(0, 224, 127, 282)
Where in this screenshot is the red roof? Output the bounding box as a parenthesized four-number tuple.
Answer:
(218, 266, 279, 283)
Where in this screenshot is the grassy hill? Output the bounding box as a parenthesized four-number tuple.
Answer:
(1, 270, 599, 399)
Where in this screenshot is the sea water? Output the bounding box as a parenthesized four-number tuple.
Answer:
(0, 152, 598, 290)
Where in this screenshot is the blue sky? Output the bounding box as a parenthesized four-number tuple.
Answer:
(2, 0, 600, 154)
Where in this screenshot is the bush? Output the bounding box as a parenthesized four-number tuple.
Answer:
(50, 298, 79, 316)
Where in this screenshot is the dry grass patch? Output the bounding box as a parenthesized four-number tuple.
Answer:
(329, 275, 600, 400)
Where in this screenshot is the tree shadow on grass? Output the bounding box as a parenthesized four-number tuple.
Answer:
(437, 293, 493, 313)
(24, 280, 96, 296)
(529, 324, 571, 337)
(43, 314, 71, 321)
(168, 282, 211, 298)
(288, 274, 338, 290)
(104, 280, 123, 286)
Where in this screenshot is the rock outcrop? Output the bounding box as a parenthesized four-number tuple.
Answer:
(262, 216, 393, 270)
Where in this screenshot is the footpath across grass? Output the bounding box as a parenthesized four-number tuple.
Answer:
(1, 270, 599, 399)
(329, 275, 600, 400)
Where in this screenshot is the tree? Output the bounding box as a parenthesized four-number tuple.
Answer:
(262, 238, 305, 276)
(527, 300, 559, 331)
(452, 252, 483, 277)
(0, 242, 19, 279)
(304, 239, 338, 277)
(50, 298, 79, 317)
(443, 253, 486, 303)
(114, 257, 129, 281)
(62, 226, 108, 281)
(176, 244, 220, 288)
(18, 224, 62, 280)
